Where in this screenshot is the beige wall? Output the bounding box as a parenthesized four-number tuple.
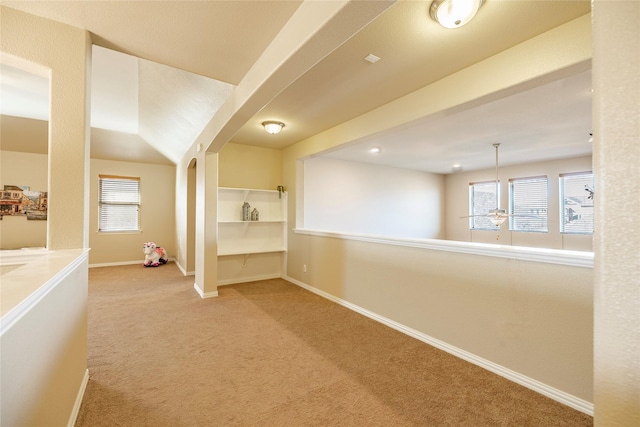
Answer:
(0, 118, 177, 263)
(0, 151, 48, 249)
(0, 6, 90, 425)
(1, 5, 91, 250)
(216, 143, 285, 285)
(219, 142, 282, 190)
(174, 143, 282, 277)
(89, 159, 176, 265)
(283, 15, 594, 406)
(592, 1, 640, 424)
(446, 155, 593, 251)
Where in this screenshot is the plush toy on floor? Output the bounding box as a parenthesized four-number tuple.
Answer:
(143, 242, 168, 267)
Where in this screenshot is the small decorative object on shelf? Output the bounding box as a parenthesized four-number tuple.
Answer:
(251, 208, 259, 221)
(242, 201, 251, 221)
(277, 185, 285, 199)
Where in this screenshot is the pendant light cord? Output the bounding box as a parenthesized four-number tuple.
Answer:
(494, 143, 500, 210)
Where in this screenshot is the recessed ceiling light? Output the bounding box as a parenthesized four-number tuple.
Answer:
(452, 164, 463, 172)
(369, 146, 382, 154)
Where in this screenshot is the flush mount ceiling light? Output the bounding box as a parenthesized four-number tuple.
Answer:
(262, 121, 285, 135)
(369, 146, 382, 154)
(430, 0, 484, 29)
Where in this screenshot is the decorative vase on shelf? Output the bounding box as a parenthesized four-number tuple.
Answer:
(251, 208, 259, 221)
(242, 202, 251, 221)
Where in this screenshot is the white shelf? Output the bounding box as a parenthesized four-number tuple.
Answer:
(219, 220, 285, 224)
(217, 187, 287, 256)
(218, 248, 286, 257)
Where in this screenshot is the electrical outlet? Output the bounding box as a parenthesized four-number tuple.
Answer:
(303, 264, 307, 273)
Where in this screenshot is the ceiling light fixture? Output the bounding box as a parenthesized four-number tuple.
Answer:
(461, 143, 507, 227)
(369, 146, 382, 154)
(262, 121, 285, 135)
(430, 0, 484, 29)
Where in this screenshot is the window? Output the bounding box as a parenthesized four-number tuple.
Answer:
(469, 181, 499, 230)
(560, 172, 594, 234)
(509, 176, 548, 232)
(98, 175, 140, 232)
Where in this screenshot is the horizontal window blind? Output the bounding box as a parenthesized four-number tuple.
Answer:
(469, 181, 499, 230)
(509, 176, 548, 232)
(99, 175, 140, 232)
(560, 172, 594, 234)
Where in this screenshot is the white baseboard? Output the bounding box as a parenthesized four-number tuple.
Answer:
(67, 369, 89, 427)
(217, 273, 281, 286)
(174, 261, 195, 277)
(193, 282, 218, 298)
(283, 275, 594, 416)
(89, 260, 141, 268)
(89, 257, 177, 269)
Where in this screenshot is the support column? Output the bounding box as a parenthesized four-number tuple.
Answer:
(194, 152, 218, 298)
(593, 0, 640, 425)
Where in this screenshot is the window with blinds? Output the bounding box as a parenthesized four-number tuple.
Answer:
(560, 172, 594, 234)
(509, 176, 548, 232)
(469, 181, 500, 230)
(98, 175, 140, 232)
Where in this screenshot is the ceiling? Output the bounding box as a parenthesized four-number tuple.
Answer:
(1, 0, 592, 173)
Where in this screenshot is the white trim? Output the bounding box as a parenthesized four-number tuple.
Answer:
(294, 229, 593, 268)
(67, 369, 89, 427)
(193, 283, 218, 298)
(89, 260, 141, 268)
(89, 257, 177, 269)
(173, 260, 194, 276)
(218, 273, 281, 286)
(283, 274, 594, 416)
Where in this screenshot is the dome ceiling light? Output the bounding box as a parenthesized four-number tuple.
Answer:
(262, 121, 285, 135)
(430, 0, 484, 29)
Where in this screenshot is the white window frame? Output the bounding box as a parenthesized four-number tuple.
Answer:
(469, 181, 500, 230)
(508, 176, 548, 232)
(560, 172, 594, 235)
(98, 175, 141, 232)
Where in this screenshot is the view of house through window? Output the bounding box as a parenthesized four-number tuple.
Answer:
(509, 176, 548, 232)
(560, 172, 594, 234)
(469, 181, 499, 230)
(98, 175, 141, 232)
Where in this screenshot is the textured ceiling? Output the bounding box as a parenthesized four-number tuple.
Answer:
(1, 0, 592, 171)
(1, 0, 302, 85)
(230, 0, 592, 151)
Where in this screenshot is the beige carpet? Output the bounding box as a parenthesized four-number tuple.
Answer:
(75, 263, 592, 426)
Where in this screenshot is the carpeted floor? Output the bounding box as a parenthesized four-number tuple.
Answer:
(75, 263, 592, 426)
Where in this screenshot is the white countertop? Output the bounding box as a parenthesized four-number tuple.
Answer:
(1, 248, 90, 319)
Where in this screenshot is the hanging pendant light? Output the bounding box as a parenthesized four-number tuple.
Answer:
(488, 143, 507, 226)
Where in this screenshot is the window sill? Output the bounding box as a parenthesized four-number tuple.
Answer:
(293, 228, 593, 268)
(96, 230, 142, 235)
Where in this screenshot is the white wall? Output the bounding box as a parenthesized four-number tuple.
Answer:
(1, 251, 88, 427)
(304, 157, 445, 239)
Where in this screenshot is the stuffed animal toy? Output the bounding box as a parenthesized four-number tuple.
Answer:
(143, 242, 168, 267)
